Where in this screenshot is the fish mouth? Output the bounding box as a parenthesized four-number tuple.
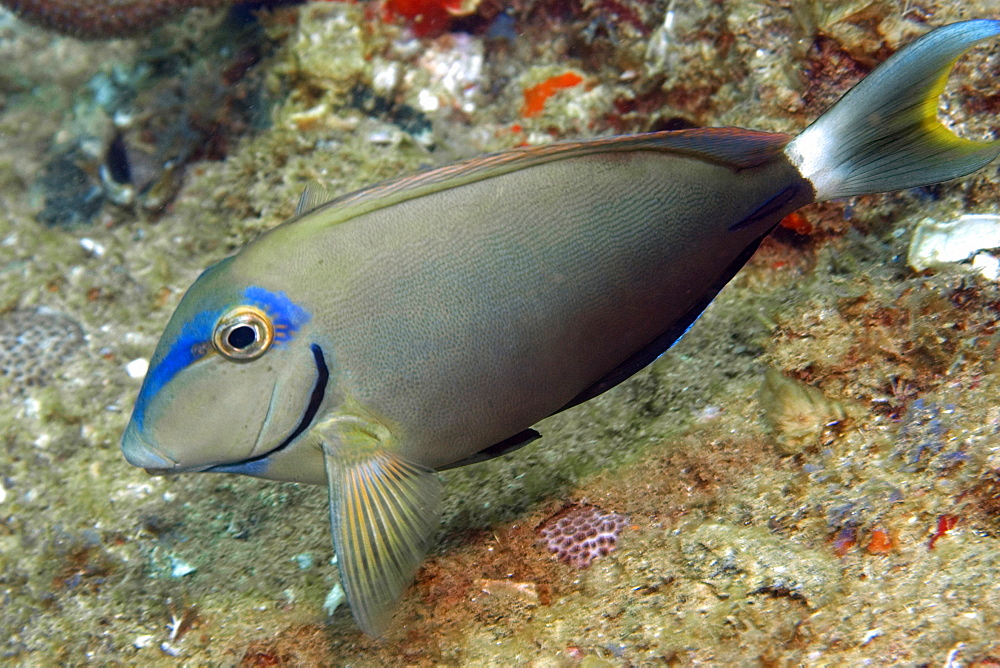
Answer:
(145, 464, 210, 476)
(145, 458, 220, 476)
(123, 419, 218, 476)
(122, 421, 178, 471)
(205, 343, 329, 473)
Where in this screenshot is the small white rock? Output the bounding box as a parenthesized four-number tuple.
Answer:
(861, 628, 882, 645)
(133, 634, 155, 649)
(292, 552, 314, 570)
(125, 358, 149, 379)
(971, 252, 1000, 281)
(160, 641, 182, 657)
(24, 397, 41, 418)
(371, 61, 400, 93)
(417, 88, 440, 112)
(79, 237, 106, 258)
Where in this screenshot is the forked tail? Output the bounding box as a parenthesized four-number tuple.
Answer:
(785, 19, 1000, 201)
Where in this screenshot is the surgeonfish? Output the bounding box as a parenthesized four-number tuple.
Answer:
(122, 20, 1000, 636)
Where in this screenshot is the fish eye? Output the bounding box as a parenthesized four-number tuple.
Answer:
(213, 306, 273, 361)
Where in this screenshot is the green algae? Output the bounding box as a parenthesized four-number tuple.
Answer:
(0, 0, 999, 664)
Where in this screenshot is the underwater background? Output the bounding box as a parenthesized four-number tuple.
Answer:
(1, 0, 999, 664)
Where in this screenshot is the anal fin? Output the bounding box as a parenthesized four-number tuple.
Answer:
(321, 420, 442, 637)
(439, 428, 541, 471)
(554, 229, 774, 414)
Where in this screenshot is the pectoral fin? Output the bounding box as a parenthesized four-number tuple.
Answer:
(320, 420, 442, 636)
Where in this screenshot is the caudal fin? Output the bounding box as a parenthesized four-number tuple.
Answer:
(785, 20, 1000, 201)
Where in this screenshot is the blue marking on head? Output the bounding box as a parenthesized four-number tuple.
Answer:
(132, 308, 217, 431)
(131, 285, 311, 432)
(243, 286, 310, 347)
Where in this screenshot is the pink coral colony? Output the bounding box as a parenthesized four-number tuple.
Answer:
(537, 504, 628, 569)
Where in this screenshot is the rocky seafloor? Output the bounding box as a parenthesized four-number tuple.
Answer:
(1, 0, 999, 664)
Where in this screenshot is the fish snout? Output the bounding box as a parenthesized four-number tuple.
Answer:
(121, 421, 177, 471)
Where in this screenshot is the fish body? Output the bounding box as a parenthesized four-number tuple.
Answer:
(236, 132, 808, 473)
(122, 20, 1000, 636)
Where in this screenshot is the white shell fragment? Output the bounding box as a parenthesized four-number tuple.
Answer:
(908, 214, 1000, 279)
(324, 583, 346, 615)
(169, 556, 196, 578)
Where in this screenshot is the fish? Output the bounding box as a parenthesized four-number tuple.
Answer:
(121, 20, 1000, 636)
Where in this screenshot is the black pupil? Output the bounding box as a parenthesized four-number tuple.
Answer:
(227, 325, 257, 350)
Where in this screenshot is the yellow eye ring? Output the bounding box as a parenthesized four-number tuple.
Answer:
(213, 306, 274, 361)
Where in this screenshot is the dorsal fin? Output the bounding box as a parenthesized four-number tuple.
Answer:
(286, 129, 792, 235)
(295, 183, 335, 217)
(632, 128, 793, 169)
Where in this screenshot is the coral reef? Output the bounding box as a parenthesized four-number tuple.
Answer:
(537, 504, 628, 569)
(0, 309, 84, 391)
(1, 0, 230, 38)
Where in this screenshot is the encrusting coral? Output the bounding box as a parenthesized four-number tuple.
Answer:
(537, 504, 629, 569)
(1, 0, 230, 38)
